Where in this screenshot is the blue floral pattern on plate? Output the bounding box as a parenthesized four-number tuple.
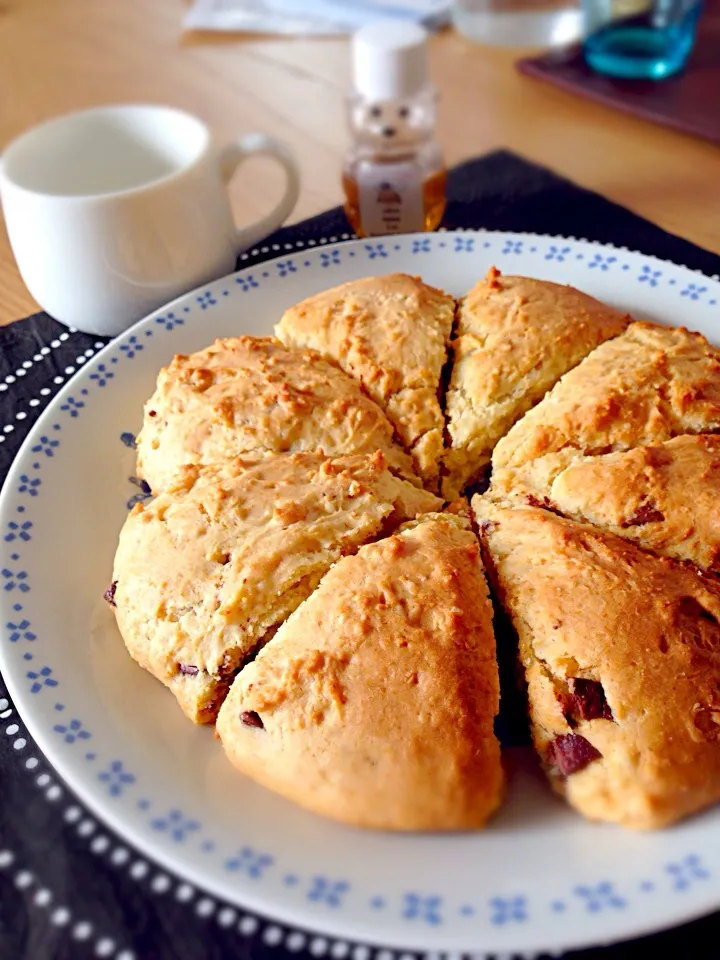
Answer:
(2, 231, 720, 956)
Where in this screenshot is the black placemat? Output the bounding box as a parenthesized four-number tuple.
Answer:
(1, 149, 719, 960)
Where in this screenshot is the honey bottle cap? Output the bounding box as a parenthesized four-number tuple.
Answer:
(352, 20, 430, 102)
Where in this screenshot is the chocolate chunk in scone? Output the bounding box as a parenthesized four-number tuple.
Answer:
(217, 514, 503, 831)
(276, 274, 455, 491)
(110, 451, 441, 724)
(475, 497, 720, 830)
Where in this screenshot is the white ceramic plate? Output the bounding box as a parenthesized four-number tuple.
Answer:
(2, 231, 720, 957)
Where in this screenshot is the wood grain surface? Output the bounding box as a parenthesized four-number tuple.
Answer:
(0, 0, 718, 325)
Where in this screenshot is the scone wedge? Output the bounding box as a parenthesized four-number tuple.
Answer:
(441, 268, 630, 498)
(475, 498, 720, 830)
(492, 322, 720, 497)
(495, 434, 720, 572)
(217, 514, 503, 831)
(136, 336, 418, 493)
(108, 451, 440, 724)
(275, 274, 455, 490)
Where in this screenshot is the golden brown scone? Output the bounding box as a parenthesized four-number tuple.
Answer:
(441, 268, 630, 498)
(136, 336, 418, 493)
(108, 451, 441, 724)
(497, 435, 720, 572)
(217, 514, 503, 831)
(275, 274, 455, 490)
(474, 498, 720, 830)
(492, 322, 720, 495)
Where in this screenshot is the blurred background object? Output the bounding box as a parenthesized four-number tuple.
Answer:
(582, 0, 705, 78)
(184, 0, 452, 35)
(452, 0, 583, 45)
(342, 20, 446, 235)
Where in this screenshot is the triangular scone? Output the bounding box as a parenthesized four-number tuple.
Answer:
(275, 274, 455, 490)
(492, 322, 720, 497)
(108, 451, 440, 724)
(217, 514, 502, 831)
(136, 336, 418, 493)
(441, 268, 630, 498)
(474, 498, 720, 830)
(495, 435, 720, 572)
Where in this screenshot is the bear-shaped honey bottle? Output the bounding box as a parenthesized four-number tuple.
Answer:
(342, 20, 446, 238)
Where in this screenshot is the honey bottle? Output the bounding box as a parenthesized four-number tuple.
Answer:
(343, 20, 446, 238)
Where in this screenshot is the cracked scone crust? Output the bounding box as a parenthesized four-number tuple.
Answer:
(275, 274, 455, 490)
(441, 268, 630, 498)
(135, 336, 418, 493)
(475, 499, 720, 829)
(495, 434, 720, 572)
(492, 322, 720, 496)
(217, 514, 502, 831)
(110, 451, 441, 724)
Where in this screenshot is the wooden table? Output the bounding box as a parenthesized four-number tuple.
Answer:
(0, 0, 718, 326)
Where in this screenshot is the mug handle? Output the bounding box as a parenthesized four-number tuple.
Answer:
(218, 133, 300, 255)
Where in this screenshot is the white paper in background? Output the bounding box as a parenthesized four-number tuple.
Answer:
(183, 0, 452, 35)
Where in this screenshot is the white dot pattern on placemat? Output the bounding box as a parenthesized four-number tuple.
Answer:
(331, 942, 350, 959)
(90, 836, 110, 855)
(175, 883, 194, 903)
(34, 889, 52, 907)
(286, 932, 307, 952)
(111, 847, 130, 866)
(77, 818, 96, 837)
(64, 805, 82, 823)
(72, 921, 93, 940)
(0, 824, 135, 957)
(263, 925, 284, 947)
(15, 870, 33, 889)
(151, 874, 171, 895)
(310, 936, 329, 957)
(217, 907, 237, 928)
(195, 897, 215, 918)
(352, 946, 371, 960)
(239, 915, 259, 936)
(129, 861, 148, 881)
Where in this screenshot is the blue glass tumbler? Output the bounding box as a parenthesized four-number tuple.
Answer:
(582, 0, 704, 79)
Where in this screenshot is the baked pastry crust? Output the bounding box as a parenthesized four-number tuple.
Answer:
(495, 434, 720, 572)
(275, 274, 455, 490)
(475, 498, 720, 829)
(136, 336, 418, 493)
(441, 268, 630, 498)
(111, 451, 440, 724)
(492, 322, 720, 496)
(217, 514, 503, 830)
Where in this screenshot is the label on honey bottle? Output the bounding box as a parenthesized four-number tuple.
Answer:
(356, 160, 425, 236)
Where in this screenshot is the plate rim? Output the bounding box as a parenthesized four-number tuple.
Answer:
(2, 228, 720, 955)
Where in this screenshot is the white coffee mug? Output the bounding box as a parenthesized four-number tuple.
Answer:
(0, 104, 301, 336)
